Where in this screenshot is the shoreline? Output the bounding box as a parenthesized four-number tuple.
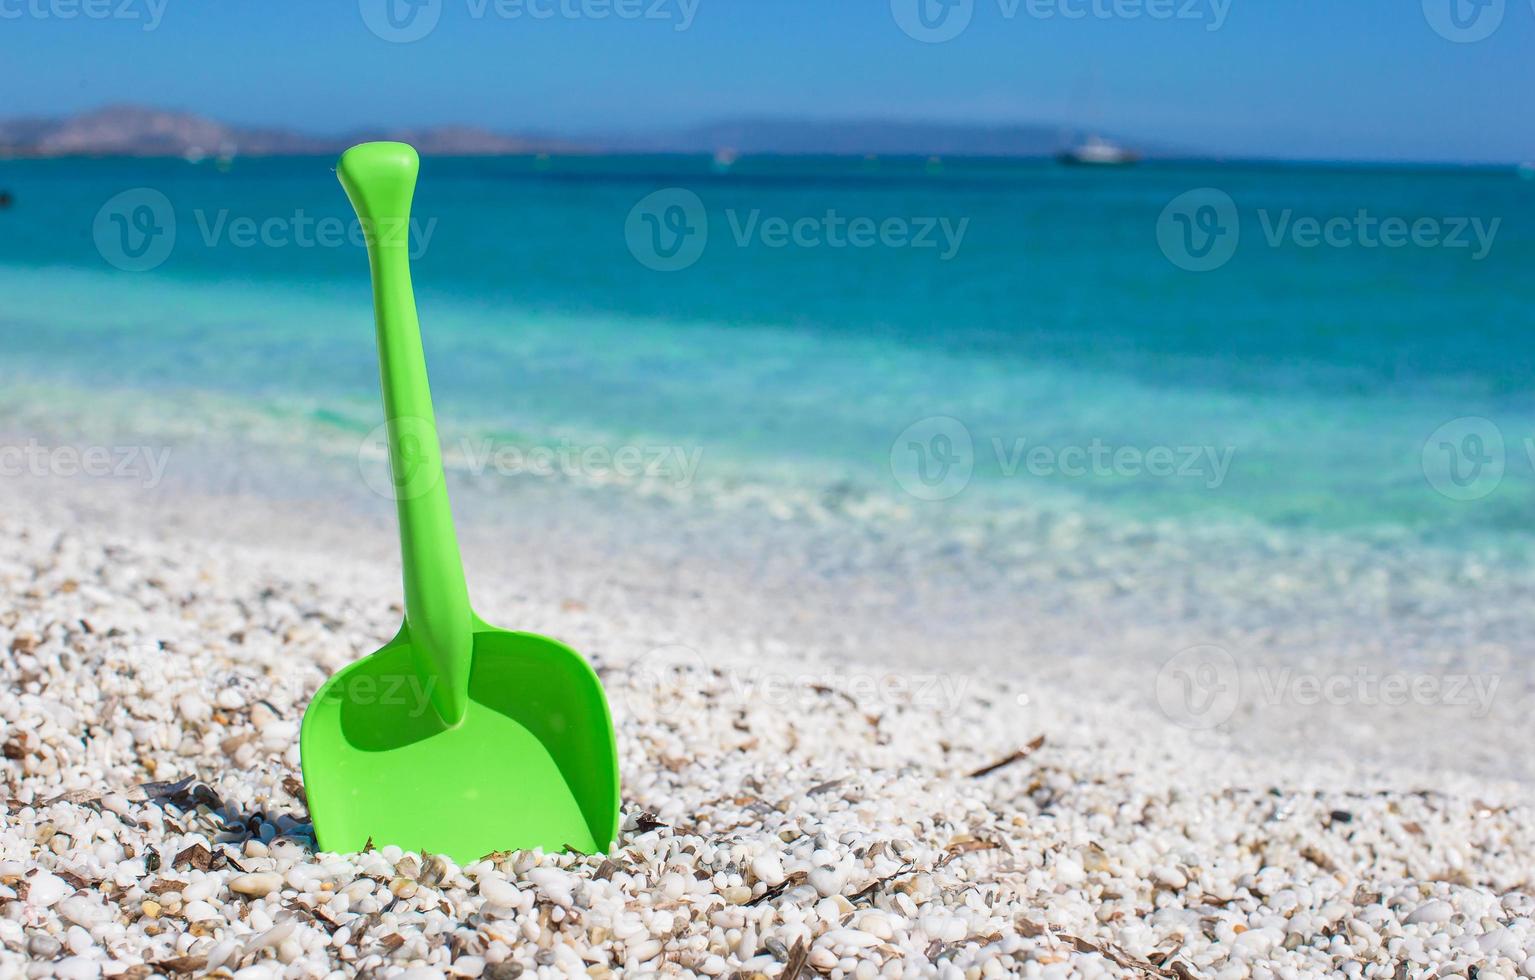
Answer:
(2, 393, 1531, 785)
(5, 384, 1535, 753)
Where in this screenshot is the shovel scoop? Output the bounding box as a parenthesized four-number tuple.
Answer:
(299, 142, 620, 862)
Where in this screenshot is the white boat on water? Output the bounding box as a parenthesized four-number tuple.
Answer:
(1057, 135, 1141, 167)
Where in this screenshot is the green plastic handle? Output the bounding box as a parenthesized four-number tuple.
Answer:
(337, 142, 473, 728)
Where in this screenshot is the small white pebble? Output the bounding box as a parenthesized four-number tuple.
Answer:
(183, 900, 220, 921)
(177, 694, 212, 722)
(181, 877, 219, 902)
(809, 864, 848, 898)
(1406, 900, 1455, 925)
(25, 869, 72, 907)
(56, 896, 107, 927)
(53, 956, 101, 980)
(478, 875, 518, 907)
(65, 925, 93, 954)
(230, 872, 283, 898)
(751, 853, 786, 886)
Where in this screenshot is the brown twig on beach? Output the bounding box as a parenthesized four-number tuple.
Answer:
(968, 735, 1046, 778)
(1061, 932, 1197, 979)
(282, 775, 308, 808)
(748, 871, 808, 907)
(634, 812, 668, 833)
(780, 938, 810, 979)
(152, 955, 207, 976)
(941, 836, 1001, 866)
(1016, 918, 1198, 979)
(172, 843, 212, 871)
(848, 863, 915, 903)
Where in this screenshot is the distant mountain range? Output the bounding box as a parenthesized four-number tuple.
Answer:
(0, 106, 588, 158)
(0, 105, 1140, 159)
(605, 118, 1075, 157)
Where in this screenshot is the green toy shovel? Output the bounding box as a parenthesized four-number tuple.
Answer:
(299, 142, 620, 862)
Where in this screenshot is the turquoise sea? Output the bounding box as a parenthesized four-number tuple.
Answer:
(2, 155, 1534, 553)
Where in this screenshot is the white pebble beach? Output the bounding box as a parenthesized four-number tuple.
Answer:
(3, 462, 1534, 980)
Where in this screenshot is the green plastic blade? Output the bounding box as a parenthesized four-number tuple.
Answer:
(302, 628, 620, 860)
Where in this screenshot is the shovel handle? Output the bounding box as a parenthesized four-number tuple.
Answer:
(338, 142, 473, 728)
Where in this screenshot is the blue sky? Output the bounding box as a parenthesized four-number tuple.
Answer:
(3, 0, 1532, 162)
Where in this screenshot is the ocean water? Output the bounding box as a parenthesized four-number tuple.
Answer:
(2, 155, 1534, 549)
(8, 153, 1535, 780)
